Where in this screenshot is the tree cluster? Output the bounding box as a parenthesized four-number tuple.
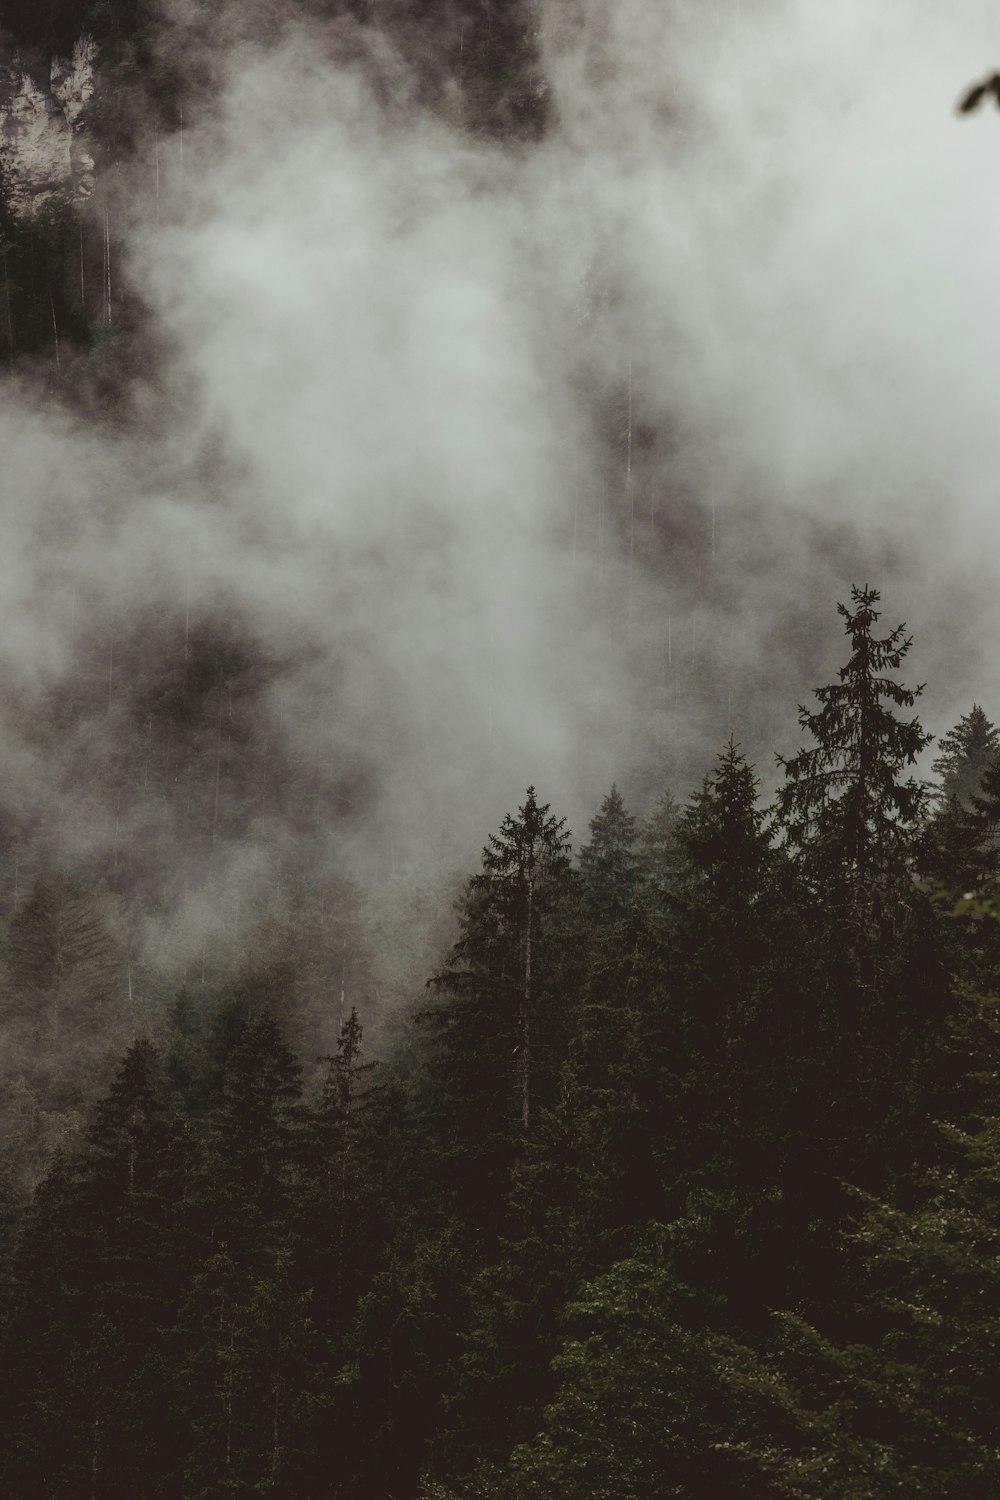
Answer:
(3, 586, 1000, 1499)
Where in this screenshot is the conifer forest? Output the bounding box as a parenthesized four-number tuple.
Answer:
(4, 3, 1000, 1497)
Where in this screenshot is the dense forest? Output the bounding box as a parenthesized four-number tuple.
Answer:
(3, 587, 1000, 1497)
(4, 1, 1000, 1497)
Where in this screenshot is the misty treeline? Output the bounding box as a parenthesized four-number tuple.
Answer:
(0, 0, 544, 380)
(3, 586, 1000, 1498)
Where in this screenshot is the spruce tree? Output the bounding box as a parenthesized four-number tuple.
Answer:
(636, 787, 683, 890)
(0, 1041, 184, 1498)
(578, 786, 638, 921)
(917, 707, 1000, 897)
(430, 1248, 746, 1500)
(301, 1006, 379, 1337)
(1, 875, 123, 1051)
(775, 589, 951, 1186)
(476, 788, 574, 1136)
(421, 789, 575, 1236)
(965, 753, 1000, 884)
(634, 741, 775, 1204)
(218, 1009, 303, 1202)
(776, 585, 931, 906)
(931, 704, 1000, 807)
(720, 1114, 1000, 1500)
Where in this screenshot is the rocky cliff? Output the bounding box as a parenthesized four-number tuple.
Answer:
(0, 38, 96, 213)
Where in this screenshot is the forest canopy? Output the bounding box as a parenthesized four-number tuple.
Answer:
(3, 586, 1000, 1498)
(4, 1, 1000, 1496)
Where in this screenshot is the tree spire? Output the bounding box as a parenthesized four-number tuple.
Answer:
(775, 586, 931, 896)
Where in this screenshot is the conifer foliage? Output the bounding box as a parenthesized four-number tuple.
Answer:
(776, 585, 931, 893)
(419, 788, 574, 1238)
(931, 703, 1000, 807)
(579, 785, 638, 919)
(1, 590, 998, 1500)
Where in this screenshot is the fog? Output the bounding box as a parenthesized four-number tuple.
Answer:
(3, 0, 1000, 955)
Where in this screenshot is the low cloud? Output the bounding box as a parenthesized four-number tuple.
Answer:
(2, 0, 1000, 960)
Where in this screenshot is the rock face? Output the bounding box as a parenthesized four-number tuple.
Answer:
(1, 38, 97, 214)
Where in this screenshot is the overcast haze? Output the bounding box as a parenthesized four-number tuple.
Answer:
(3, 0, 1000, 936)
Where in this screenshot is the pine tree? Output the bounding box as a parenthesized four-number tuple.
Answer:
(634, 742, 775, 1204)
(636, 786, 683, 891)
(430, 1248, 745, 1500)
(436, 793, 650, 1476)
(775, 586, 931, 907)
(1, 874, 123, 1050)
(421, 790, 575, 1237)
(222, 1008, 303, 1196)
(917, 707, 1000, 897)
(578, 786, 638, 921)
(931, 704, 999, 807)
(174, 1244, 318, 1499)
(203, 1005, 304, 1255)
(477, 788, 573, 1136)
(301, 1006, 379, 1337)
(964, 753, 1000, 886)
(971, 753, 1000, 825)
(719, 1112, 1000, 1500)
(676, 740, 770, 909)
(0, 1041, 185, 1498)
(774, 590, 953, 1188)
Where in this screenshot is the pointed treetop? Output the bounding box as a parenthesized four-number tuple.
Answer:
(932, 704, 1000, 809)
(482, 787, 572, 881)
(579, 784, 639, 918)
(775, 586, 932, 883)
(319, 1006, 376, 1116)
(677, 739, 768, 894)
(637, 785, 683, 889)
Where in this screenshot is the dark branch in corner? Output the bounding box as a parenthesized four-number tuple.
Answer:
(958, 72, 1000, 113)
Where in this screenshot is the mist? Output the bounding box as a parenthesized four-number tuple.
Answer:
(3, 0, 1000, 982)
